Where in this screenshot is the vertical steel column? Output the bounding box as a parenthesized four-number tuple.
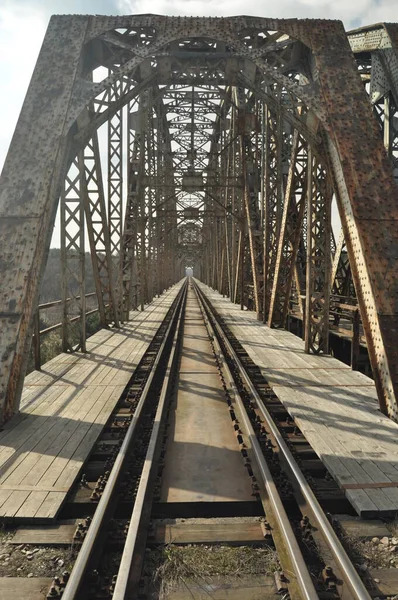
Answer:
(231, 108, 239, 302)
(154, 98, 164, 297)
(305, 151, 332, 354)
(235, 87, 263, 317)
(145, 97, 156, 303)
(224, 124, 234, 298)
(138, 91, 149, 310)
(108, 76, 124, 256)
(119, 98, 140, 319)
(263, 100, 283, 321)
(268, 132, 308, 327)
(81, 134, 119, 327)
(61, 155, 86, 352)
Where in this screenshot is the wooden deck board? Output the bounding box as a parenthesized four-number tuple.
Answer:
(197, 281, 398, 516)
(0, 282, 183, 520)
(0, 577, 52, 599)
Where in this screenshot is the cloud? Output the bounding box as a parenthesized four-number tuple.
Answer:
(360, 0, 398, 24)
(0, 2, 47, 168)
(117, 0, 377, 26)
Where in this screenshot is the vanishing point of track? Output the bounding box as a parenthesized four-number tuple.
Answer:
(47, 278, 373, 600)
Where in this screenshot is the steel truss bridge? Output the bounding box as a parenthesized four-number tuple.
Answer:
(0, 15, 398, 424)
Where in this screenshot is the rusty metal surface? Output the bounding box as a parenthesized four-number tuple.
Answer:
(268, 131, 307, 327)
(309, 21, 398, 416)
(1, 15, 398, 423)
(0, 17, 89, 423)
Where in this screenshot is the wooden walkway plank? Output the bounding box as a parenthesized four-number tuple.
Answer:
(34, 492, 65, 519)
(0, 489, 13, 510)
(0, 386, 78, 480)
(0, 387, 101, 486)
(1, 490, 31, 518)
(44, 386, 124, 489)
(53, 386, 125, 489)
(197, 281, 398, 516)
(0, 282, 184, 520)
(15, 491, 49, 519)
(14, 386, 109, 488)
(0, 577, 52, 599)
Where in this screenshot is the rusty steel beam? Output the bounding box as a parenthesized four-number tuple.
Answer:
(268, 131, 308, 328)
(0, 17, 88, 422)
(61, 154, 86, 353)
(235, 87, 263, 317)
(305, 20, 398, 417)
(108, 76, 124, 257)
(304, 150, 332, 355)
(263, 102, 283, 321)
(81, 133, 120, 328)
(1, 14, 398, 424)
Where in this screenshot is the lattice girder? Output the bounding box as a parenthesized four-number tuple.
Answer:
(1, 15, 398, 425)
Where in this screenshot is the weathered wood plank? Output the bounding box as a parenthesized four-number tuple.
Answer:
(165, 576, 279, 599)
(369, 569, 398, 597)
(11, 520, 78, 545)
(332, 515, 390, 539)
(0, 282, 183, 520)
(197, 281, 398, 516)
(0, 577, 52, 600)
(152, 520, 266, 544)
(34, 491, 65, 519)
(54, 386, 124, 489)
(14, 491, 49, 519)
(1, 490, 31, 517)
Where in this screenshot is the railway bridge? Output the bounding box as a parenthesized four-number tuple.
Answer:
(0, 14, 398, 600)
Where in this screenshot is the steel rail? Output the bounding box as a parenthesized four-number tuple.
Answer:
(194, 281, 372, 600)
(112, 280, 187, 599)
(193, 281, 318, 600)
(61, 281, 187, 600)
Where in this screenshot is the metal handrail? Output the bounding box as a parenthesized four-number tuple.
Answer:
(32, 292, 99, 370)
(32, 284, 145, 370)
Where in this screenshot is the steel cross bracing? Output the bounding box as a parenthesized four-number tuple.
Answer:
(0, 15, 398, 424)
(108, 75, 124, 257)
(304, 147, 333, 355)
(267, 130, 308, 328)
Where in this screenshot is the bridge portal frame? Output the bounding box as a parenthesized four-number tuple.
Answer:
(0, 15, 397, 423)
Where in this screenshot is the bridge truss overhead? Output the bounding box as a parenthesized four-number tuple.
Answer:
(0, 16, 398, 423)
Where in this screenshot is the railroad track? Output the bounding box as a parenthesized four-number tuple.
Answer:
(193, 281, 372, 600)
(0, 279, 394, 599)
(56, 280, 188, 599)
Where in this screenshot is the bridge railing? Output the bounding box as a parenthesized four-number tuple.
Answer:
(31, 283, 143, 371)
(288, 295, 362, 371)
(31, 292, 98, 371)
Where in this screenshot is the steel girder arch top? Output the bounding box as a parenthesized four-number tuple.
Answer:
(0, 15, 397, 425)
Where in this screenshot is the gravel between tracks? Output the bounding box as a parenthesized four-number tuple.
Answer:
(0, 528, 77, 578)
